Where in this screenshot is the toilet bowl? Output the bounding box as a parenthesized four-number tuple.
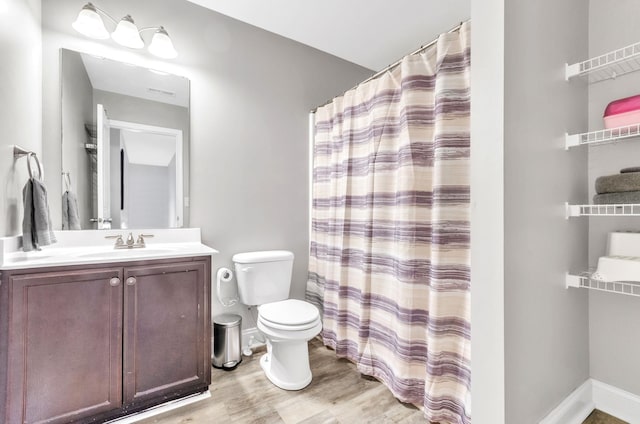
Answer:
(257, 299, 322, 390)
(232, 250, 322, 390)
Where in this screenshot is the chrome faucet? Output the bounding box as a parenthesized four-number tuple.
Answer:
(105, 233, 154, 249)
(125, 232, 135, 247)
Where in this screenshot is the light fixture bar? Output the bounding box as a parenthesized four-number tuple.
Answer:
(72, 3, 177, 59)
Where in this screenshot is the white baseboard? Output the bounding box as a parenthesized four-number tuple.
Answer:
(539, 378, 640, 424)
(592, 380, 640, 424)
(539, 379, 594, 424)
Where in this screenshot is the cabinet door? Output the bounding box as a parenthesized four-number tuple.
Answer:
(123, 260, 210, 408)
(6, 268, 123, 424)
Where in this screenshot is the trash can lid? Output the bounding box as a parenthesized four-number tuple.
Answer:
(214, 313, 242, 327)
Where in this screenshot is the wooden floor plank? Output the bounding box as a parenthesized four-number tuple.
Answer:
(138, 338, 426, 423)
(582, 409, 628, 424)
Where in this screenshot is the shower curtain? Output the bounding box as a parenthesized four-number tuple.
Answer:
(307, 22, 470, 424)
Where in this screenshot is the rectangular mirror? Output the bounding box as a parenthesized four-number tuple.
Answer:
(61, 48, 190, 230)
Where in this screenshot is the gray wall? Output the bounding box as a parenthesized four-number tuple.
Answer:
(127, 163, 171, 229)
(504, 0, 590, 422)
(0, 0, 41, 419)
(0, 0, 41, 237)
(40, 0, 372, 330)
(61, 49, 93, 228)
(588, 0, 640, 397)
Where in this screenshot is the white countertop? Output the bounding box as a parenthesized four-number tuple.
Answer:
(0, 228, 218, 270)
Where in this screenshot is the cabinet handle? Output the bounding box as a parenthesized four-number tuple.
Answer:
(126, 277, 137, 286)
(109, 277, 120, 287)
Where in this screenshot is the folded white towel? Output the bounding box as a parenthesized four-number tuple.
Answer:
(22, 178, 56, 251)
(592, 255, 640, 282)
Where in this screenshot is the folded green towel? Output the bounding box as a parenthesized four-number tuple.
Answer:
(594, 190, 640, 204)
(596, 172, 640, 194)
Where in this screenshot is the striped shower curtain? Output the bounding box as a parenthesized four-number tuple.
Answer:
(307, 22, 470, 424)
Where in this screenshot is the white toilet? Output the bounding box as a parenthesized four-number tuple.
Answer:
(232, 250, 322, 390)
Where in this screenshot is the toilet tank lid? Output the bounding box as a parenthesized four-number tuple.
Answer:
(232, 250, 294, 264)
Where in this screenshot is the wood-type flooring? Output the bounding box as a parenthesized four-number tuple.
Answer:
(138, 338, 426, 423)
(583, 409, 628, 424)
(131, 337, 633, 424)
(131, 338, 633, 423)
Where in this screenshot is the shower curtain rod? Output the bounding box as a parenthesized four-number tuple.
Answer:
(310, 19, 469, 113)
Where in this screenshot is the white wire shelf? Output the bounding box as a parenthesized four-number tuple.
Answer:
(565, 123, 640, 149)
(566, 41, 640, 83)
(565, 202, 640, 218)
(566, 272, 640, 297)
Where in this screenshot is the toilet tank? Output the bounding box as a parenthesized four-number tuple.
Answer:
(232, 250, 294, 305)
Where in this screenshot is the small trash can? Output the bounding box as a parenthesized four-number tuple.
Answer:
(212, 314, 242, 370)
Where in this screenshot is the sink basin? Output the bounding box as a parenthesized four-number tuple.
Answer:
(77, 248, 179, 259)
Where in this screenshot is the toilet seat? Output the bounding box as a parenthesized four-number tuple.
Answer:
(259, 299, 320, 331)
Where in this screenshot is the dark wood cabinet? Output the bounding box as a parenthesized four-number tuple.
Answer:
(4, 268, 124, 424)
(122, 261, 210, 409)
(0, 256, 211, 424)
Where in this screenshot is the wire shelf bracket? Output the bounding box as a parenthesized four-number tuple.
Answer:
(565, 202, 640, 218)
(565, 124, 640, 149)
(565, 41, 640, 83)
(566, 272, 640, 297)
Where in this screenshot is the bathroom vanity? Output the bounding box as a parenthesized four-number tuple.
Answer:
(0, 229, 216, 423)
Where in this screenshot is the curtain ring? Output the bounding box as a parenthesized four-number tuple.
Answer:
(26, 152, 43, 180)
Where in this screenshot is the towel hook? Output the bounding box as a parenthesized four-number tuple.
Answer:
(13, 145, 44, 181)
(26, 152, 43, 180)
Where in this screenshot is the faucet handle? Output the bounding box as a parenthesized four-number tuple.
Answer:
(136, 233, 154, 246)
(126, 233, 135, 246)
(105, 234, 124, 246)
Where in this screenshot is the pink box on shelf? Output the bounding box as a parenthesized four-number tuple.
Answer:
(604, 94, 640, 129)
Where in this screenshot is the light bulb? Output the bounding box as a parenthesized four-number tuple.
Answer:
(72, 3, 109, 39)
(148, 27, 178, 59)
(111, 15, 144, 49)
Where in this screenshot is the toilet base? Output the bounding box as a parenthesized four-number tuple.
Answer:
(259, 340, 312, 391)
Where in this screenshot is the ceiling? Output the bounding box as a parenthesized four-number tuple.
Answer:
(122, 130, 177, 167)
(185, 0, 471, 71)
(80, 53, 190, 107)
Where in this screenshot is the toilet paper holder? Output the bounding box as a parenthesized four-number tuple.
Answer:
(216, 267, 238, 307)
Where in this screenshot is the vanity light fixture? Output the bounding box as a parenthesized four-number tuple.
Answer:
(111, 15, 144, 49)
(72, 2, 177, 59)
